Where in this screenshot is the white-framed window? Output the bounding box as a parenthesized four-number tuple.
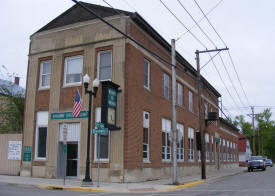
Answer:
(211, 136, 215, 162)
(188, 127, 194, 161)
(188, 90, 193, 112)
(94, 107, 110, 161)
(223, 139, 226, 161)
(39, 60, 51, 88)
(35, 111, 48, 160)
(143, 111, 150, 162)
(162, 118, 171, 161)
(230, 142, 233, 162)
(204, 102, 208, 119)
(163, 73, 170, 100)
(205, 133, 210, 162)
(177, 123, 184, 161)
(227, 141, 230, 161)
(64, 55, 83, 86)
(198, 150, 201, 162)
(177, 83, 183, 106)
(144, 59, 150, 89)
(98, 50, 112, 81)
(233, 143, 236, 161)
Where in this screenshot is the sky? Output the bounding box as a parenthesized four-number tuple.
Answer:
(1, 0, 275, 121)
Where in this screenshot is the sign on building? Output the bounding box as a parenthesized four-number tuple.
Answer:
(8, 141, 22, 160)
(23, 146, 32, 162)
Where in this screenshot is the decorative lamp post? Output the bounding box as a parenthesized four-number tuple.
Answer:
(82, 74, 99, 185)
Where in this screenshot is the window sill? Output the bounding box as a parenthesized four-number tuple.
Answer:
(93, 159, 109, 163)
(162, 160, 171, 163)
(38, 87, 50, 91)
(63, 83, 82, 88)
(144, 86, 151, 92)
(34, 158, 46, 161)
(143, 160, 151, 163)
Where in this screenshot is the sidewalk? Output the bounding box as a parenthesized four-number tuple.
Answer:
(0, 167, 246, 193)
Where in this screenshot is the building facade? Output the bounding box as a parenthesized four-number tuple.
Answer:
(21, 2, 239, 182)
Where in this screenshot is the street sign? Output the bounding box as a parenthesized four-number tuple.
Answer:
(51, 111, 88, 120)
(91, 128, 108, 135)
(95, 122, 105, 129)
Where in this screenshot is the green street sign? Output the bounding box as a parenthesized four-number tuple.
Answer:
(51, 111, 88, 120)
(23, 146, 32, 162)
(63, 144, 67, 154)
(215, 138, 220, 142)
(95, 122, 105, 129)
(108, 89, 117, 108)
(91, 128, 108, 135)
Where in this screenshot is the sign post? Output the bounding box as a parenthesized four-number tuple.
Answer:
(63, 124, 68, 185)
(91, 122, 108, 187)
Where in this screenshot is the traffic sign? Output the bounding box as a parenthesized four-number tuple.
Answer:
(51, 111, 88, 120)
(95, 122, 105, 129)
(91, 128, 108, 135)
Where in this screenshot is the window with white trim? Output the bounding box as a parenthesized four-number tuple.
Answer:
(177, 83, 183, 106)
(162, 118, 171, 161)
(144, 59, 150, 89)
(204, 102, 208, 119)
(176, 123, 184, 161)
(223, 139, 226, 161)
(188, 90, 193, 112)
(98, 50, 112, 81)
(227, 141, 230, 161)
(39, 60, 51, 88)
(197, 130, 201, 162)
(205, 133, 210, 161)
(230, 142, 233, 162)
(94, 107, 110, 161)
(188, 127, 194, 161)
(211, 136, 215, 162)
(163, 73, 170, 100)
(143, 111, 150, 162)
(35, 111, 48, 160)
(64, 55, 83, 85)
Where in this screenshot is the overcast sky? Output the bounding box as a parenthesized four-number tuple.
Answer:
(1, 0, 275, 121)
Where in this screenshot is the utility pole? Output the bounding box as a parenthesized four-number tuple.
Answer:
(195, 47, 228, 180)
(171, 39, 178, 184)
(247, 106, 257, 155)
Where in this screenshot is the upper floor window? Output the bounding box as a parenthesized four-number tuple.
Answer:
(98, 50, 112, 81)
(188, 90, 193, 112)
(204, 102, 208, 119)
(163, 73, 170, 100)
(39, 60, 51, 88)
(144, 59, 150, 89)
(64, 55, 83, 86)
(177, 83, 183, 106)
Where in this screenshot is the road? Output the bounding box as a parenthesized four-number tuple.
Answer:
(0, 167, 274, 196)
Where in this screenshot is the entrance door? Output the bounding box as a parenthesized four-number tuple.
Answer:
(66, 143, 78, 176)
(56, 123, 80, 178)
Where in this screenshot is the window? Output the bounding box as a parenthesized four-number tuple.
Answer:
(205, 133, 210, 162)
(223, 139, 226, 161)
(188, 127, 194, 161)
(177, 83, 183, 106)
(211, 136, 215, 162)
(39, 60, 51, 88)
(197, 130, 201, 162)
(162, 118, 171, 161)
(143, 111, 150, 162)
(163, 73, 170, 99)
(64, 55, 83, 85)
(94, 107, 109, 161)
(188, 91, 193, 112)
(177, 123, 184, 161)
(35, 111, 48, 159)
(230, 142, 232, 162)
(204, 102, 208, 119)
(227, 141, 230, 161)
(98, 50, 112, 81)
(144, 59, 150, 89)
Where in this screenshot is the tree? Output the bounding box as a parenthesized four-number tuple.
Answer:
(0, 87, 24, 133)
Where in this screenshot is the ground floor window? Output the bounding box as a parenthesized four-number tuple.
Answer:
(205, 134, 210, 162)
(162, 118, 171, 161)
(143, 111, 150, 162)
(177, 123, 184, 161)
(188, 127, 194, 161)
(35, 111, 48, 160)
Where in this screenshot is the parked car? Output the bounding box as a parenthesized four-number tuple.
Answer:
(265, 159, 273, 167)
(247, 156, 266, 172)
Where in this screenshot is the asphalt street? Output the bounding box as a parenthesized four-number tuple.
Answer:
(0, 166, 274, 196)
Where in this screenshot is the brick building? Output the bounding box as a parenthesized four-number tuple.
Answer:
(21, 2, 239, 182)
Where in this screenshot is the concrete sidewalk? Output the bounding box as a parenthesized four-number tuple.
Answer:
(0, 167, 246, 193)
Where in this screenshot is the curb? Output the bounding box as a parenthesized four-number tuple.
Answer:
(38, 179, 205, 193)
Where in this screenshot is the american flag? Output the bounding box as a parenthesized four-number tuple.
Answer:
(72, 89, 82, 118)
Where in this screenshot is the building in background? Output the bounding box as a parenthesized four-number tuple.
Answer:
(21, 2, 239, 182)
(238, 132, 252, 166)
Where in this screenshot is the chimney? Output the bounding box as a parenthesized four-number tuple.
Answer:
(14, 77, 19, 85)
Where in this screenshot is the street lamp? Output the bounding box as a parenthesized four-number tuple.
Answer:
(82, 74, 99, 185)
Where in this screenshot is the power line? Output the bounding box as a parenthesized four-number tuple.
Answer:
(158, 0, 207, 48)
